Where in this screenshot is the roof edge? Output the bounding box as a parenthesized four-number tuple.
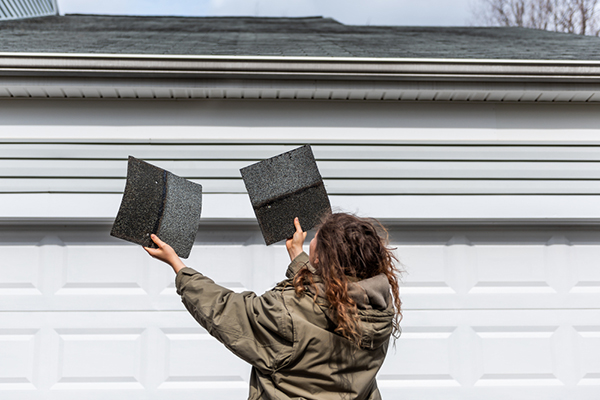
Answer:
(3, 52, 600, 101)
(61, 14, 331, 21)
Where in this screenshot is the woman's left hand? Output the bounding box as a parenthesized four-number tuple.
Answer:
(286, 217, 307, 261)
(144, 234, 187, 274)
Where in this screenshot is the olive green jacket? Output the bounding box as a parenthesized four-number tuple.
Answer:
(175, 252, 395, 400)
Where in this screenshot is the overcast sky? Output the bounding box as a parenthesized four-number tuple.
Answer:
(56, 0, 476, 26)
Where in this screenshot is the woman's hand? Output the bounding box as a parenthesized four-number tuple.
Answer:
(286, 217, 307, 261)
(144, 234, 187, 274)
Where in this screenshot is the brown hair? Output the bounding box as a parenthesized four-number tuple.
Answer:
(293, 213, 402, 344)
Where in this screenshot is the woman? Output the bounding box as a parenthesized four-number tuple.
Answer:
(146, 213, 402, 400)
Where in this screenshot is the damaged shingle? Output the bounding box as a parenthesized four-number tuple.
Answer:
(241, 145, 331, 245)
(111, 156, 202, 258)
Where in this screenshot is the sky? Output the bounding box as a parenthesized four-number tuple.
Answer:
(56, 0, 476, 27)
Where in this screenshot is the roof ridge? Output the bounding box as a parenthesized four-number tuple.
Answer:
(62, 14, 331, 21)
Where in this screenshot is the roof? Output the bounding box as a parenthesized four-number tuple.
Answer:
(1, 14, 600, 102)
(1, 14, 600, 60)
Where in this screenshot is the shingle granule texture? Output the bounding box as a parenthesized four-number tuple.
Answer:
(1, 15, 600, 60)
(111, 156, 202, 258)
(241, 145, 332, 245)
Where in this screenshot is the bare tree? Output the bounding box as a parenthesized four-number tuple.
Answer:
(473, 0, 600, 35)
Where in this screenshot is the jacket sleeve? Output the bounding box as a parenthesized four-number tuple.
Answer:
(175, 266, 295, 374)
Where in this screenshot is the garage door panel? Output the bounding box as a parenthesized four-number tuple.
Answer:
(395, 230, 600, 309)
(1, 310, 599, 399)
(382, 309, 600, 398)
(0, 311, 256, 399)
(575, 326, 600, 385)
(471, 246, 548, 286)
(60, 245, 151, 295)
(2, 224, 600, 399)
(184, 244, 255, 292)
(379, 327, 459, 387)
(0, 246, 42, 296)
(379, 387, 600, 400)
(0, 329, 39, 391)
(160, 328, 251, 389)
(400, 240, 556, 294)
(472, 326, 560, 386)
(54, 328, 145, 390)
(3, 226, 600, 311)
(0, 228, 292, 311)
(244, 243, 301, 294)
(395, 246, 455, 294)
(571, 246, 600, 293)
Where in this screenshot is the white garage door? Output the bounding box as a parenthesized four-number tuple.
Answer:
(1, 223, 599, 399)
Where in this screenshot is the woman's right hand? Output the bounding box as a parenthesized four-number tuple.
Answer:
(145, 234, 187, 274)
(286, 217, 307, 261)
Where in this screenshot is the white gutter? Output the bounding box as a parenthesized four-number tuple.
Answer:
(1, 52, 600, 82)
(4, 52, 600, 64)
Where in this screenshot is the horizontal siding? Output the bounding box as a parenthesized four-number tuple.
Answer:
(3, 160, 600, 179)
(3, 178, 600, 195)
(4, 143, 600, 160)
(1, 143, 600, 195)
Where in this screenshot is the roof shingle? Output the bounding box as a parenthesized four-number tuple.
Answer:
(1, 14, 600, 60)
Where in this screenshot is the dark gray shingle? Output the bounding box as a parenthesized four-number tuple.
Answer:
(1, 14, 599, 60)
(241, 145, 331, 245)
(111, 156, 202, 259)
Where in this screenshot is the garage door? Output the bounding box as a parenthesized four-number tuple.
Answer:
(1, 223, 598, 399)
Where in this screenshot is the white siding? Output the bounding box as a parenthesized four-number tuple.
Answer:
(2, 99, 600, 200)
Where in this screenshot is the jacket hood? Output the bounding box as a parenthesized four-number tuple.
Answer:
(341, 274, 395, 350)
(286, 252, 394, 350)
(348, 274, 391, 311)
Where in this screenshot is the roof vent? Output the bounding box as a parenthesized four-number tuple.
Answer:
(0, 0, 58, 21)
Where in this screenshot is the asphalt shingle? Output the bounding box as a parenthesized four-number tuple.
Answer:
(1, 14, 600, 60)
(111, 156, 202, 259)
(241, 145, 331, 245)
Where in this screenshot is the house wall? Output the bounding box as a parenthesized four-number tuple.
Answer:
(1, 98, 600, 399)
(4, 99, 600, 222)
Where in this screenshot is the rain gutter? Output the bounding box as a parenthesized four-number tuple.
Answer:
(1, 52, 600, 83)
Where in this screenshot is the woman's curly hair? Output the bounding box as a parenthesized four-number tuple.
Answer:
(293, 213, 402, 345)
